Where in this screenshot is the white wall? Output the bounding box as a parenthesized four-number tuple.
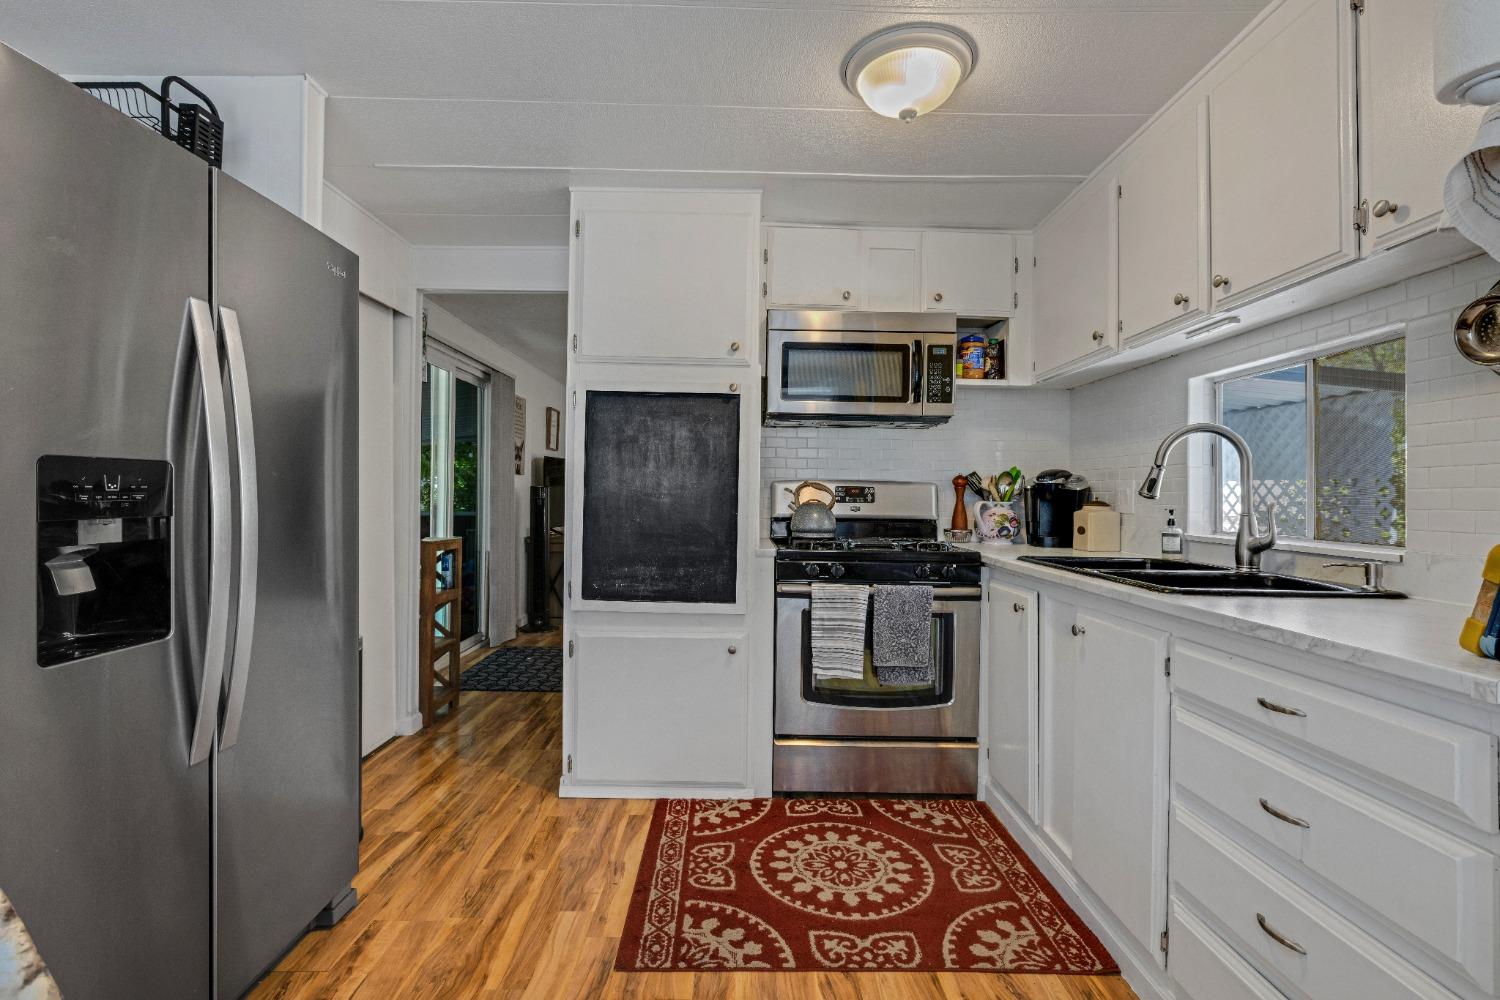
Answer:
(423, 300, 567, 633)
(760, 387, 1073, 523)
(1070, 255, 1500, 605)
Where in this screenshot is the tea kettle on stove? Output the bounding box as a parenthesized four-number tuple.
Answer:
(785, 481, 838, 539)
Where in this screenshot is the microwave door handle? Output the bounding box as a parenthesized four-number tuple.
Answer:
(912, 339, 922, 403)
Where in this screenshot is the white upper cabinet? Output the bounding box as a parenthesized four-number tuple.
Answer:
(572, 190, 759, 363)
(922, 231, 1016, 317)
(1207, 0, 1357, 310)
(1118, 101, 1208, 343)
(766, 226, 861, 309)
(1034, 180, 1113, 378)
(859, 229, 922, 312)
(1358, 0, 1487, 254)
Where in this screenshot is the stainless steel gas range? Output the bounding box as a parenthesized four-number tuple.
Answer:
(770, 480, 981, 795)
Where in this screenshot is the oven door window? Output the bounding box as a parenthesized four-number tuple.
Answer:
(781, 342, 912, 403)
(799, 608, 955, 708)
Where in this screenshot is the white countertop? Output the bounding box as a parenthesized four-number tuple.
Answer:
(964, 542, 1500, 707)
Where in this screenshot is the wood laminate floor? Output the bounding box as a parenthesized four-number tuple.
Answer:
(249, 688, 1136, 1000)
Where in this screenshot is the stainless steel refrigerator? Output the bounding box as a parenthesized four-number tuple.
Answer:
(0, 43, 361, 999)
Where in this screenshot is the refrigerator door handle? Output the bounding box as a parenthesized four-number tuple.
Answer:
(217, 306, 258, 750)
(186, 297, 233, 766)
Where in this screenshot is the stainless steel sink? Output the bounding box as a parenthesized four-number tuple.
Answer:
(1018, 555, 1405, 598)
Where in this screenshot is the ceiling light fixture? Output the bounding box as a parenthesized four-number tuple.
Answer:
(843, 24, 976, 122)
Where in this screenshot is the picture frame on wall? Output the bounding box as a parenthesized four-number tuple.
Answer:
(514, 396, 527, 474)
(546, 406, 560, 452)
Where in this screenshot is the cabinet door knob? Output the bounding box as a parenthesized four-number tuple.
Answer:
(1372, 199, 1399, 218)
(729, 340, 741, 352)
(1012, 602, 1025, 613)
(1173, 293, 1189, 306)
(1070, 624, 1085, 637)
(1212, 274, 1230, 289)
(729, 383, 740, 393)
(841, 290, 852, 301)
(933, 292, 944, 303)
(727, 645, 737, 655)
(1090, 330, 1104, 343)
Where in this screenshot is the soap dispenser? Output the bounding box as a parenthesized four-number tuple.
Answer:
(1161, 508, 1184, 557)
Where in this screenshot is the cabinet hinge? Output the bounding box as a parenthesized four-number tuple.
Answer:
(571, 333, 578, 352)
(1160, 929, 1169, 953)
(1353, 200, 1369, 235)
(566, 754, 573, 774)
(1118, 184, 1124, 199)
(574, 219, 582, 238)
(985, 747, 991, 760)
(1013, 291, 1019, 310)
(1118, 320, 1124, 334)
(1032, 256, 1037, 268)
(1350, 0, 1364, 12)
(1013, 256, 1019, 275)
(568, 580, 572, 599)
(568, 639, 575, 657)
(763, 248, 769, 264)
(761, 280, 768, 298)
(1164, 655, 1172, 677)
(570, 389, 576, 412)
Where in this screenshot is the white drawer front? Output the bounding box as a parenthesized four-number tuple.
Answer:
(1170, 900, 1287, 1000)
(1173, 806, 1459, 1000)
(1172, 640, 1497, 831)
(1174, 708, 1499, 992)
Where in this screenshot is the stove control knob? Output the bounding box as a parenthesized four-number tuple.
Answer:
(827, 563, 846, 579)
(914, 564, 932, 579)
(802, 562, 823, 578)
(941, 564, 958, 580)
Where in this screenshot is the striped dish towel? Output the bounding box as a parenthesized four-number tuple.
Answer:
(810, 583, 868, 681)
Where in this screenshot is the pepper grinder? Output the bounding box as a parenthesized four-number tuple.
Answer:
(951, 475, 970, 532)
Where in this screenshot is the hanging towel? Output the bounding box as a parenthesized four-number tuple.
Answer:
(810, 583, 868, 682)
(872, 584, 933, 687)
(1445, 104, 1500, 261)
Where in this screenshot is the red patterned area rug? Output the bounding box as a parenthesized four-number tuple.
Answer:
(615, 798, 1118, 974)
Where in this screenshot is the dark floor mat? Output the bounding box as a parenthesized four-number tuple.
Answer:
(461, 645, 562, 692)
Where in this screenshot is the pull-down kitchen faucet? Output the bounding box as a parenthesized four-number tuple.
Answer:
(1139, 422, 1277, 572)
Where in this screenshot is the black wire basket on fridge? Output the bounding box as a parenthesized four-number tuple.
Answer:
(74, 76, 224, 167)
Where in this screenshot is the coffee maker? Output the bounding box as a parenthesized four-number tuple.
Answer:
(1024, 469, 1092, 548)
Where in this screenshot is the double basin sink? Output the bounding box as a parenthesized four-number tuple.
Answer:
(1018, 555, 1404, 599)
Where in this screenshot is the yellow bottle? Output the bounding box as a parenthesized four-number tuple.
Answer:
(1459, 545, 1500, 659)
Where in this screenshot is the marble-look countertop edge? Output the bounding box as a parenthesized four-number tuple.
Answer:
(962, 543, 1500, 707)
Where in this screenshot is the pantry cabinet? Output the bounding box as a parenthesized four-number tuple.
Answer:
(766, 226, 861, 309)
(922, 231, 1016, 317)
(569, 629, 751, 789)
(571, 189, 759, 363)
(1206, 0, 1357, 311)
(1033, 180, 1113, 378)
(1357, 0, 1487, 254)
(984, 580, 1038, 819)
(1117, 102, 1207, 344)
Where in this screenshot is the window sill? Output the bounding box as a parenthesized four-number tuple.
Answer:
(1183, 533, 1405, 564)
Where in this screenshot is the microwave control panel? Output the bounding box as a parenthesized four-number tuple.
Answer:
(925, 343, 954, 403)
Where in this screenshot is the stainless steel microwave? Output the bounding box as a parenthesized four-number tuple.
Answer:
(763, 310, 957, 427)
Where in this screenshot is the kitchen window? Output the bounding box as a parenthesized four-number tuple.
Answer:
(1215, 336, 1406, 547)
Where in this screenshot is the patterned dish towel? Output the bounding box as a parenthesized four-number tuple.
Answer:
(809, 583, 868, 681)
(873, 584, 933, 686)
(1445, 104, 1500, 261)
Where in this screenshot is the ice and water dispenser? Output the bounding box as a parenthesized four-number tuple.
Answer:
(36, 455, 172, 666)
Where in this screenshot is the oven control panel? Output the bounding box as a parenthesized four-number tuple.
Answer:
(833, 485, 875, 505)
(924, 343, 954, 403)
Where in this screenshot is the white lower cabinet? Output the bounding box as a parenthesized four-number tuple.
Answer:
(984, 580, 1038, 817)
(1070, 608, 1170, 961)
(1169, 902, 1287, 1000)
(570, 629, 750, 790)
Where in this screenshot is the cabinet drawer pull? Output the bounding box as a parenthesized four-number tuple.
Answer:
(1256, 913, 1307, 956)
(729, 340, 741, 352)
(1256, 696, 1306, 718)
(727, 645, 737, 655)
(933, 292, 944, 303)
(1070, 624, 1085, 637)
(1372, 199, 1399, 219)
(1212, 274, 1230, 289)
(841, 290, 852, 301)
(1173, 292, 1189, 306)
(1259, 797, 1310, 829)
(1090, 330, 1104, 343)
(1012, 601, 1025, 613)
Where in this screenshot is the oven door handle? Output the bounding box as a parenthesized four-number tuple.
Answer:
(776, 583, 981, 600)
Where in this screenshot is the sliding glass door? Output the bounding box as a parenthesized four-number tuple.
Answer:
(421, 356, 489, 649)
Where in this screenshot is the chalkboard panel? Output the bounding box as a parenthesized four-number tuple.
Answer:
(581, 390, 741, 604)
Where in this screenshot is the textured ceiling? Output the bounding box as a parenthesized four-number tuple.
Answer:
(0, 0, 1270, 247)
(428, 292, 569, 380)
